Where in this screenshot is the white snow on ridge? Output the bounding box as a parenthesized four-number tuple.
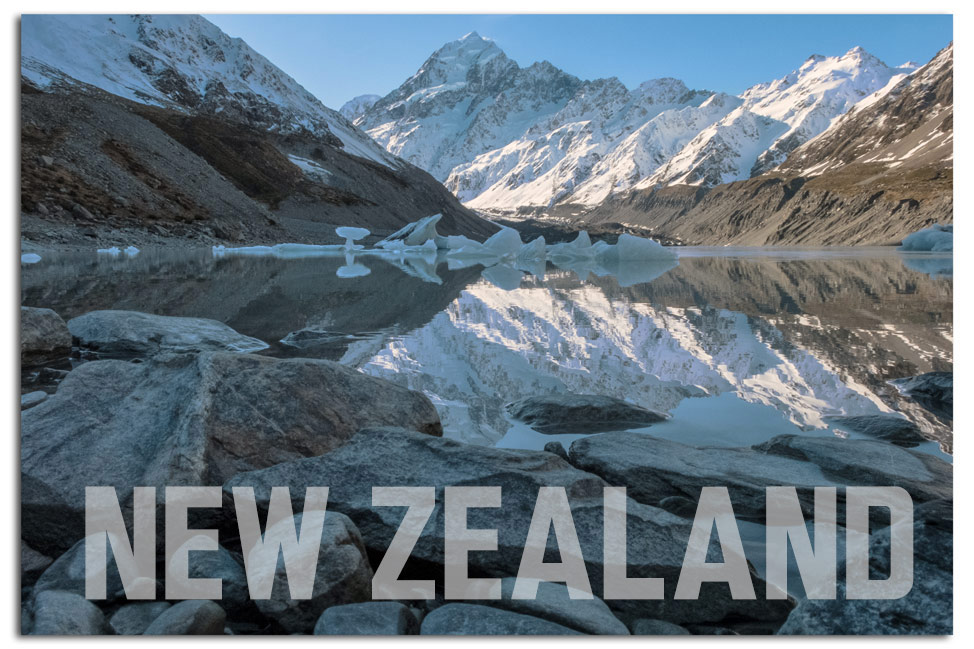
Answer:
(361, 35, 932, 213)
(21, 14, 398, 169)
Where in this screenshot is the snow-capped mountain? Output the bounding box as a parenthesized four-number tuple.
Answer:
(359, 35, 920, 215)
(642, 47, 917, 188)
(357, 32, 584, 181)
(448, 89, 738, 211)
(339, 93, 381, 121)
(21, 14, 398, 168)
(780, 43, 952, 177)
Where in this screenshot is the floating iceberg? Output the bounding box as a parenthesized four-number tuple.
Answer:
(594, 233, 678, 262)
(335, 226, 370, 251)
(900, 224, 953, 252)
(377, 213, 448, 249)
(96, 246, 141, 257)
(21, 253, 41, 264)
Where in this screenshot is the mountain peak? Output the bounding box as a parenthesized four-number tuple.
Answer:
(459, 30, 484, 41)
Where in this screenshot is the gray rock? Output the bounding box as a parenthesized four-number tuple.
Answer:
(569, 432, 952, 522)
(314, 602, 419, 635)
(188, 545, 249, 616)
(252, 512, 372, 634)
(32, 537, 129, 603)
(31, 590, 107, 635)
(21, 542, 53, 587)
(778, 500, 952, 635)
(631, 618, 690, 635)
(225, 427, 792, 628)
(543, 441, 569, 460)
(37, 155, 54, 167)
(21, 391, 48, 410)
(506, 393, 668, 434)
(67, 310, 269, 357)
(22, 352, 442, 555)
(21, 306, 72, 367)
(109, 602, 172, 635)
(421, 603, 582, 635)
(483, 578, 629, 635)
(71, 203, 94, 220)
(890, 372, 952, 420)
(826, 414, 928, 447)
(143, 600, 226, 635)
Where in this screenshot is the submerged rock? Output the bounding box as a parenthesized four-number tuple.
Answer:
(314, 602, 419, 635)
(225, 427, 792, 628)
(143, 600, 226, 635)
(506, 393, 668, 434)
(21, 352, 442, 555)
(21, 306, 72, 367)
(421, 603, 582, 635)
(890, 372, 952, 420)
(67, 310, 269, 357)
(826, 413, 929, 447)
(569, 432, 952, 521)
(251, 512, 372, 634)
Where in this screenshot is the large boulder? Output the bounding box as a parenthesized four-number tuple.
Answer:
(31, 537, 129, 603)
(30, 590, 108, 635)
(890, 372, 953, 420)
(506, 393, 668, 434)
(482, 579, 629, 635)
(67, 310, 269, 357)
(109, 602, 172, 635)
(421, 603, 582, 635)
(778, 499, 952, 635)
(21, 352, 442, 556)
(21, 542, 52, 587)
(225, 427, 793, 629)
(314, 602, 419, 635)
(142, 600, 226, 635)
(825, 414, 928, 447)
(568, 432, 952, 521)
(187, 545, 250, 617)
(21, 306, 72, 367)
(251, 512, 373, 634)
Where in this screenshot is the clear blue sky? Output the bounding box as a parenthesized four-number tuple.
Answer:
(205, 14, 952, 109)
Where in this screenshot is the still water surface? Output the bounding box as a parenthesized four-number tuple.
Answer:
(21, 246, 953, 456)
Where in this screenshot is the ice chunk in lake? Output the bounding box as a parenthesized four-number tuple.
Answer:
(484, 226, 523, 258)
(518, 236, 546, 262)
(336, 226, 370, 251)
(900, 224, 953, 252)
(377, 213, 447, 249)
(596, 233, 677, 262)
(124, 246, 140, 257)
(548, 230, 594, 260)
(97, 247, 121, 256)
(21, 253, 41, 264)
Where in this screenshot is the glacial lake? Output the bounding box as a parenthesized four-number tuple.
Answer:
(21, 245, 953, 459)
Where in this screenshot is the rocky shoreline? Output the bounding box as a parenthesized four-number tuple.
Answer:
(21, 307, 952, 635)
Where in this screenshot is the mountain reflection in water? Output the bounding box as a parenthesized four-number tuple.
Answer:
(21, 247, 953, 454)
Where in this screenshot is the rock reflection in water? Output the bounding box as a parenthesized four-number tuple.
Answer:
(21, 247, 952, 452)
